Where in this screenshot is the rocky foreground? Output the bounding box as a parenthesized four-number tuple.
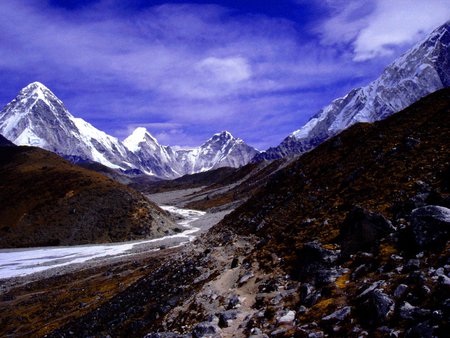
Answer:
(1, 89, 449, 337)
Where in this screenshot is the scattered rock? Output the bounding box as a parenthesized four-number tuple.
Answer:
(403, 259, 420, 272)
(404, 320, 434, 338)
(322, 306, 351, 322)
(399, 302, 431, 320)
(227, 294, 240, 310)
(218, 310, 238, 328)
(277, 310, 295, 325)
(340, 207, 395, 257)
(145, 333, 190, 338)
(358, 289, 394, 326)
(393, 284, 408, 299)
(192, 322, 222, 338)
(409, 205, 450, 250)
(238, 272, 254, 285)
(293, 242, 339, 286)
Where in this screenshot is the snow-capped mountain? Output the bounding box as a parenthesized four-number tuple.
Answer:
(124, 127, 179, 177)
(0, 82, 138, 170)
(254, 21, 450, 162)
(124, 128, 259, 178)
(0, 83, 259, 178)
(174, 131, 259, 175)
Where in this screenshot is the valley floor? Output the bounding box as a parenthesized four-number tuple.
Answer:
(0, 189, 234, 336)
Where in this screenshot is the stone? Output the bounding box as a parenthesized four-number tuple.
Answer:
(358, 289, 394, 325)
(403, 259, 420, 272)
(399, 302, 431, 320)
(218, 310, 238, 328)
(227, 294, 240, 310)
(404, 321, 434, 338)
(410, 205, 450, 250)
(322, 306, 352, 322)
(145, 333, 190, 338)
(339, 207, 395, 257)
(277, 310, 295, 325)
(293, 242, 338, 286)
(393, 284, 408, 299)
(238, 272, 254, 285)
(192, 322, 222, 338)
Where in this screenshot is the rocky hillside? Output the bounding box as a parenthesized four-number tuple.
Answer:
(0, 145, 178, 248)
(5, 89, 449, 337)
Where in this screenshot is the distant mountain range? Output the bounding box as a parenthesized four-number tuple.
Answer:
(0, 83, 259, 178)
(254, 21, 450, 161)
(0, 21, 448, 178)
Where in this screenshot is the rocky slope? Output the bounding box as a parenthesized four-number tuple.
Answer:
(0, 145, 178, 248)
(255, 20, 450, 162)
(31, 73, 450, 338)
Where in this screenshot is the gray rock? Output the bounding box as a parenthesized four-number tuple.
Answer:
(218, 310, 238, 328)
(399, 302, 431, 320)
(340, 207, 395, 257)
(358, 289, 394, 325)
(238, 271, 254, 285)
(192, 322, 222, 338)
(322, 306, 352, 322)
(145, 333, 191, 338)
(394, 284, 408, 299)
(226, 294, 240, 310)
(410, 205, 450, 250)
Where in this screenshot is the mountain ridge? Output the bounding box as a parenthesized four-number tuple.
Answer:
(253, 20, 450, 162)
(0, 85, 259, 178)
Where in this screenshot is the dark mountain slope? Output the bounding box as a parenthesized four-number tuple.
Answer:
(0, 134, 14, 147)
(0, 146, 177, 248)
(217, 87, 450, 245)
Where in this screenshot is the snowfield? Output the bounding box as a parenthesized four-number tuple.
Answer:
(0, 206, 205, 279)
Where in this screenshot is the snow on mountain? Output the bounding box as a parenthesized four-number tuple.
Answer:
(174, 131, 259, 175)
(124, 129, 259, 178)
(0, 82, 138, 170)
(254, 21, 450, 162)
(0, 83, 258, 178)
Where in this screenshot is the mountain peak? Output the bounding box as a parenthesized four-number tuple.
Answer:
(211, 130, 234, 141)
(124, 127, 159, 152)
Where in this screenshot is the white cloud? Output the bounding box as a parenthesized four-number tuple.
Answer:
(196, 56, 251, 83)
(316, 0, 450, 61)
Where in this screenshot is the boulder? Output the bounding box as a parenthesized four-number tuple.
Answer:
(192, 322, 221, 338)
(293, 242, 339, 285)
(340, 207, 395, 257)
(410, 205, 450, 250)
(357, 289, 394, 326)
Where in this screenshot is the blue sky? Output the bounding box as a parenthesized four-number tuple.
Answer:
(0, 0, 449, 149)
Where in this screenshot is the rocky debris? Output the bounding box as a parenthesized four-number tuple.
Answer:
(277, 310, 295, 325)
(340, 207, 395, 257)
(409, 205, 450, 250)
(399, 302, 431, 320)
(145, 333, 191, 338)
(226, 294, 240, 310)
(293, 241, 340, 286)
(322, 306, 351, 322)
(357, 289, 394, 326)
(238, 271, 254, 285)
(393, 284, 408, 299)
(192, 322, 221, 338)
(218, 310, 238, 328)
